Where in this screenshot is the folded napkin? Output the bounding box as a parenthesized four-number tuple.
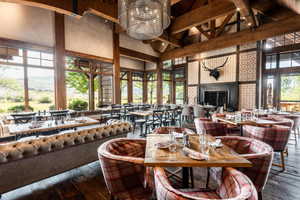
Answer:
(209, 139, 223, 148)
(182, 147, 208, 161)
(172, 132, 183, 138)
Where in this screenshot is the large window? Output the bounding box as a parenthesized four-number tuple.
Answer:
(163, 71, 171, 104)
(0, 46, 55, 113)
(121, 72, 128, 104)
(265, 32, 300, 49)
(132, 72, 143, 103)
(174, 67, 186, 104)
(28, 67, 54, 111)
(147, 72, 157, 104)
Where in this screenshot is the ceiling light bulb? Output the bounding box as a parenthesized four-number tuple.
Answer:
(248, 22, 252, 26)
(236, 7, 240, 11)
(162, 43, 165, 46)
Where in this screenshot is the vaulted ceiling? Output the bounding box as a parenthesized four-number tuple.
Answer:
(2, 0, 300, 61)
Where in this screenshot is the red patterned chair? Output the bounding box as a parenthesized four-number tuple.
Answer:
(212, 136, 273, 200)
(154, 167, 258, 200)
(243, 125, 290, 171)
(194, 118, 228, 136)
(97, 138, 152, 200)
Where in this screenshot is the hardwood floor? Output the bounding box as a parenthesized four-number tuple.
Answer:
(1, 134, 300, 200)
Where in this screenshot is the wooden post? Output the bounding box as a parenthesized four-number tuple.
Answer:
(157, 61, 163, 104)
(88, 74, 95, 110)
(113, 24, 121, 104)
(143, 71, 148, 103)
(128, 71, 133, 103)
(23, 50, 30, 111)
(54, 13, 66, 109)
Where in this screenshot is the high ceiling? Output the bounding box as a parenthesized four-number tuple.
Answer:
(1, 0, 300, 60)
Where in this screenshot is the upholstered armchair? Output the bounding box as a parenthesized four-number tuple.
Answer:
(212, 136, 273, 200)
(243, 124, 290, 171)
(97, 138, 152, 200)
(154, 167, 257, 200)
(194, 118, 228, 136)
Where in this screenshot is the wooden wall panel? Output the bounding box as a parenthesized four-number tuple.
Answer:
(200, 54, 236, 84)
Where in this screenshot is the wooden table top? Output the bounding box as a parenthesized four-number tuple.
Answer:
(215, 117, 283, 127)
(129, 110, 164, 117)
(144, 134, 252, 168)
(98, 107, 122, 112)
(8, 117, 99, 135)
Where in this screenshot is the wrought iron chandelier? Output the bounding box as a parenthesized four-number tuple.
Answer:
(118, 0, 170, 40)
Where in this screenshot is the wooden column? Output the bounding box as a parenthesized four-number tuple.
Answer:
(113, 24, 121, 104)
(128, 71, 133, 103)
(88, 74, 95, 110)
(23, 50, 30, 111)
(143, 72, 148, 103)
(54, 13, 66, 109)
(157, 61, 163, 104)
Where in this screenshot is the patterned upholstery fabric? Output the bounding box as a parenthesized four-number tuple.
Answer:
(243, 125, 290, 152)
(260, 116, 294, 128)
(0, 121, 132, 163)
(211, 136, 273, 192)
(98, 138, 152, 200)
(194, 118, 228, 136)
(154, 167, 257, 200)
(268, 114, 300, 131)
(153, 127, 195, 135)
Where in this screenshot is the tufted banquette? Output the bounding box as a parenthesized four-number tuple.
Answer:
(0, 121, 132, 194)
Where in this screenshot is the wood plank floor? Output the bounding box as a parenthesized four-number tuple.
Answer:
(2, 133, 300, 200)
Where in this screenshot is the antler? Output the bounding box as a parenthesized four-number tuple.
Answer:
(201, 62, 212, 71)
(215, 57, 229, 69)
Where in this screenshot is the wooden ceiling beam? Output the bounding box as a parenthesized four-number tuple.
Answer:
(196, 26, 212, 39)
(231, 0, 256, 27)
(216, 12, 235, 36)
(120, 47, 159, 63)
(276, 0, 300, 14)
(170, 0, 236, 34)
(0, 0, 118, 22)
(161, 14, 300, 60)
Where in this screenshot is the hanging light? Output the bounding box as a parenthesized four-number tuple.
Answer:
(119, 0, 170, 40)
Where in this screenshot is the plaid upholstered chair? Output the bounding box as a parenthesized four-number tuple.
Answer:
(194, 118, 228, 136)
(243, 124, 290, 171)
(154, 167, 258, 200)
(97, 138, 152, 200)
(212, 136, 273, 200)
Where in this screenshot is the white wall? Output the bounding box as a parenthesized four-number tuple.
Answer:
(120, 33, 159, 57)
(0, 2, 54, 47)
(120, 57, 144, 70)
(65, 14, 113, 59)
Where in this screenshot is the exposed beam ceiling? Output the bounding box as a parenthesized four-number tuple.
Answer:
(120, 47, 159, 63)
(276, 0, 300, 14)
(170, 0, 236, 34)
(161, 14, 300, 60)
(0, 0, 118, 22)
(231, 0, 256, 27)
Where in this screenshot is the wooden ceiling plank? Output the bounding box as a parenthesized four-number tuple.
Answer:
(161, 14, 300, 60)
(170, 0, 236, 34)
(231, 0, 256, 27)
(216, 12, 235, 36)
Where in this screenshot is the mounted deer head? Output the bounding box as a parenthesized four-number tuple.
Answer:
(201, 57, 229, 80)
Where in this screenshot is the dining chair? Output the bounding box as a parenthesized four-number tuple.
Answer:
(182, 105, 193, 123)
(154, 167, 258, 200)
(211, 136, 273, 200)
(193, 105, 206, 118)
(97, 138, 153, 200)
(194, 118, 228, 136)
(243, 124, 290, 171)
